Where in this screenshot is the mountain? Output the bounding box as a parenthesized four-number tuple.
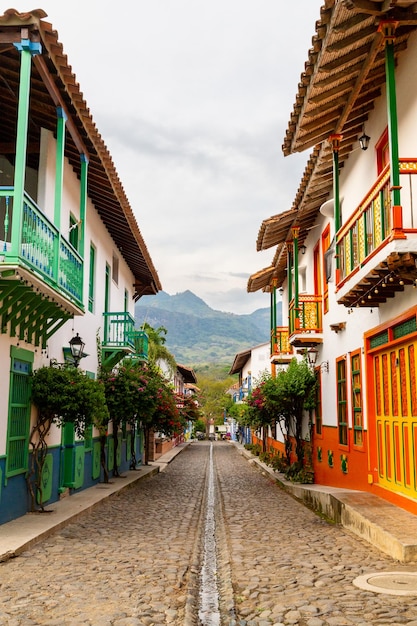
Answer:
(134, 290, 281, 366)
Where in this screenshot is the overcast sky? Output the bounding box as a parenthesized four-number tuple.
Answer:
(29, 0, 321, 314)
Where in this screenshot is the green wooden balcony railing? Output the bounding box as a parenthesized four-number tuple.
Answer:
(337, 159, 417, 283)
(289, 295, 322, 336)
(0, 188, 83, 308)
(102, 312, 136, 350)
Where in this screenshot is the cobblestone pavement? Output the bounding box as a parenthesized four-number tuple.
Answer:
(1, 442, 417, 626)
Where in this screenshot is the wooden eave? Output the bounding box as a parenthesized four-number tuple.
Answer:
(0, 9, 162, 300)
(229, 349, 251, 375)
(283, 1, 417, 158)
(256, 208, 298, 252)
(249, 1, 417, 300)
(176, 364, 197, 384)
(248, 243, 288, 293)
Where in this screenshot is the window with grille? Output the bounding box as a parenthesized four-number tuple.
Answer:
(337, 357, 348, 446)
(350, 351, 363, 446)
(6, 348, 33, 477)
(88, 244, 95, 313)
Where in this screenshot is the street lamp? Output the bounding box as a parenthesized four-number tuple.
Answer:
(307, 347, 318, 367)
(69, 333, 85, 368)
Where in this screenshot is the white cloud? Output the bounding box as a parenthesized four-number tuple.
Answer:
(37, 0, 322, 313)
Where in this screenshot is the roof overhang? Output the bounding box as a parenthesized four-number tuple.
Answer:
(229, 349, 251, 375)
(0, 9, 162, 299)
(247, 0, 417, 298)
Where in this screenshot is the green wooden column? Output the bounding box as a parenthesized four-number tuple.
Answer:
(79, 154, 89, 304)
(54, 107, 67, 230)
(11, 38, 41, 259)
(79, 154, 89, 261)
(380, 20, 403, 234)
(292, 226, 300, 329)
(270, 281, 277, 355)
(330, 134, 342, 282)
(287, 243, 293, 333)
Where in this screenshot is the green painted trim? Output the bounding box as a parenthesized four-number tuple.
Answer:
(293, 236, 299, 320)
(92, 441, 101, 479)
(79, 155, 88, 262)
(107, 437, 114, 471)
(11, 47, 33, 256)
(54, 107, 67, 229)
(10, 345, 34, 362)
(333, 148, 340, 270)
(385, 39, 401, 206)
(37, 453, 53, 505)
(73, 445, 85, 489)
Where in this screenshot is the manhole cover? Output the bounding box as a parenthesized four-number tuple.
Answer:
(353, 572, 417, 596)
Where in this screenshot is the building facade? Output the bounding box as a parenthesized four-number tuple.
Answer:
(0, 9, 161, 524)
(249, 1, 417, 515)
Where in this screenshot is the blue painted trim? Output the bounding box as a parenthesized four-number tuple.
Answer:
(13, 40, 42, 55)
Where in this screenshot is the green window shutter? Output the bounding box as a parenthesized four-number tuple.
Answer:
(6, 351, 33, 477)
(88, 244, 95, 313)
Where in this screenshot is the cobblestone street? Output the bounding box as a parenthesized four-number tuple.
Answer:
(1, 442, 417, 625)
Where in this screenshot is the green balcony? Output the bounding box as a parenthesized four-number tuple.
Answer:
(102, 312, 148, 369)
(336, 159, 417, 307)
(0, 188, 84, 347)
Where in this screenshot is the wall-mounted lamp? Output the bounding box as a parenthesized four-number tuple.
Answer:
(278, 287, 284, 296)
(299, 244, 307, 255)
(307, 347, 318, 367)
(307, 348, 329, 373)
(69, 333, 85, 368)
(359, 131, 370, 151)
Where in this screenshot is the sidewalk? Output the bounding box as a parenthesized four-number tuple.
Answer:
(233, 441, 417, 563)
(0, 442, 190, 563)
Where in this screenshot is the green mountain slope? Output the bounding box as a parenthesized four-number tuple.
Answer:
(135, 290, 281, 366)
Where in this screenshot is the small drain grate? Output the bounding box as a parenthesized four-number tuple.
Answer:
(353, 572, 417, 596)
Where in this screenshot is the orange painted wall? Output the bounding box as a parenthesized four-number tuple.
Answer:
(250, 427, 417, 516)
(312, 425, 369, 491)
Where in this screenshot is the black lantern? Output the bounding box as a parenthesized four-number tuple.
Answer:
(359, 131, 370, 151)
(307, 347, 318, 367)
(69, 333, 85, 368)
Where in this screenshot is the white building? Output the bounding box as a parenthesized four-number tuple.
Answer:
(0, 9, 161, 524)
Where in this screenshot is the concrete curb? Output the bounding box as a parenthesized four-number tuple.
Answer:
(233, 441, 417, 563)
(0, 442, 191, 562)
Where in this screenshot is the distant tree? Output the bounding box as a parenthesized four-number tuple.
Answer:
(196, 371, 236, 425)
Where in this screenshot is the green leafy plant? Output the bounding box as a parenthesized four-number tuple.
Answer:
(29, 364, 109, 509)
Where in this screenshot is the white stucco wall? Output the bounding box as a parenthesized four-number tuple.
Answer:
(0, 129, 141, 453)
(286, 30, 417, 432)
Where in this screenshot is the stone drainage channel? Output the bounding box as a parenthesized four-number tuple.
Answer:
(197, 443, 235, 626)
